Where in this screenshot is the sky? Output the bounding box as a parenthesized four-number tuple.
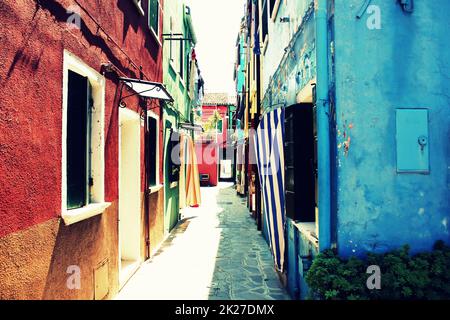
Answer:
(185, 0, 246, 95)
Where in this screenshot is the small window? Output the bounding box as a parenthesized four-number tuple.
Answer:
(67, 70, 92, 209)
(62, 51, 107, 224)
(237, 44, 241, 65)
(179, 41, 184, 80)
(262, 0, 268, 43)
(148, 0, 160, 39)
(168, 131, 181, 183)
(147, 115, 159, 187)
(169, 17, 174, 62)
(217, 119, 223, 134)
(255, 2, 259, 30)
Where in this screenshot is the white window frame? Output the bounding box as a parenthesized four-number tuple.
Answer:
(131, 0, 145, 16)
(147, 111, 161, 188)
(148, 0, 162, 46)
(61, 50, 110, 226)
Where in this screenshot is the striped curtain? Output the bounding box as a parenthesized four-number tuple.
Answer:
(254, 108, 286, 272)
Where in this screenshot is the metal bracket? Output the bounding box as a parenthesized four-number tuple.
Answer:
(162, 33, 193, 42)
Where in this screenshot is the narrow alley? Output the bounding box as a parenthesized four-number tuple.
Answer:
(1, 0, 449, 304)
(116, 183, 290, 300)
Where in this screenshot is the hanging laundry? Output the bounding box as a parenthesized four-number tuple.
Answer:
(179, 134, 188, 209)
(185, 135, 201, 207)
(179, 133, 201, 209)
(197, 73, 205, 97)
(189, 59, 197, 100)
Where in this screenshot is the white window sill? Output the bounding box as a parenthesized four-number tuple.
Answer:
(62, 202, 111, 226)
(149, 184, 164, 194)
(292, 221, 319, 248)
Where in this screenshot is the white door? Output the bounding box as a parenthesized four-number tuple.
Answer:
(118, 108, 141, 289)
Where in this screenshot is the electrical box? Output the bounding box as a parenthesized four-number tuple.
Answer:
(396, 109, 429, 174)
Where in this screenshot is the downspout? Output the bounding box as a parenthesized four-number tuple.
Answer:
(143, 100, 150, 259)
(315, 0, 331, 251)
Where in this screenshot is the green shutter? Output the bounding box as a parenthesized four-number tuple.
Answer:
(149, 0, 159, 34)
(168, 131, 180, 183)
(179, 41, 184, 78)
(67, 71, 89, 209)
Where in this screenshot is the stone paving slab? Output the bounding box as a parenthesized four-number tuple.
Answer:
(116, 183, 291, 300)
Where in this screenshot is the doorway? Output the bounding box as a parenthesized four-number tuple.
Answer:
(119, 108, 141, 289)
(284, 103, 318, 227)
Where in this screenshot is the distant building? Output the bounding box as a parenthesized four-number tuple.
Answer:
(195, 93, 236, 186)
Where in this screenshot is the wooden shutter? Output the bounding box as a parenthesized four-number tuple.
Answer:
(284, 104, 316, 222)
(67, 71, 89, 209)
(147, 117, 158, 186)
(168, 131, 180, 182)
(149, 0, 159, 34)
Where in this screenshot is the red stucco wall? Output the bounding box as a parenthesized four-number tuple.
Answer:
(196, 142, 219, 187)
(0, 0, 163, 236)
(0, 0, 164, 299)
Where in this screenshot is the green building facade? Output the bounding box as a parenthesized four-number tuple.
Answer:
(162, 0, 200, 233)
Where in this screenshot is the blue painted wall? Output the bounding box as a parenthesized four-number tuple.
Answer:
(333, 0, 450, 256)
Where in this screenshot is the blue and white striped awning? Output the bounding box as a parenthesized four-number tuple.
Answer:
(254, 108, 286, 272)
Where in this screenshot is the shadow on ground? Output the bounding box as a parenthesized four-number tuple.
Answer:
(206, 184, 290, 300)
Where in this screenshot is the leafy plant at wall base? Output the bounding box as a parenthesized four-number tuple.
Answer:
(305, 241, 450, 300)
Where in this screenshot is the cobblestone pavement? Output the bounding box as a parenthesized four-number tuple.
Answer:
(116, 183, 291, 300)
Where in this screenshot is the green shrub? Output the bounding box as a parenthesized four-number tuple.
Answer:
(305, 240, 450, 300)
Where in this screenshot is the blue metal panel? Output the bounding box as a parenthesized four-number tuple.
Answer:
(396, 109, 430, 173)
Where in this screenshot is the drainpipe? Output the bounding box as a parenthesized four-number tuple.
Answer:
(315, 0, 331, 252)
